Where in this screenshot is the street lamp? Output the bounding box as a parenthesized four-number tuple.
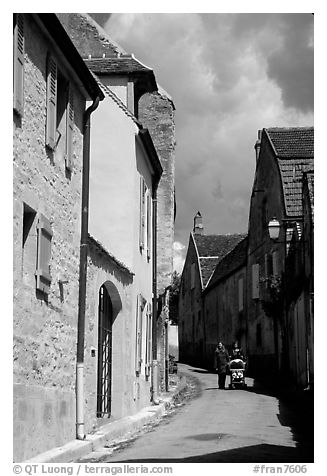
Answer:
(268, 217, 281, 241)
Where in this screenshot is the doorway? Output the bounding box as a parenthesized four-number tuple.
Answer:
(97, 284, 113, 418)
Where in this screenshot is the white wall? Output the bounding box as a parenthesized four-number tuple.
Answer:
(89, 97, 139, 270)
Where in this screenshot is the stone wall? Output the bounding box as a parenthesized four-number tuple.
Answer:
(178, 235, 204, 365)
(203, 266, 247, 369)
(138, 91, 176, 295)
(13, 15, 85, 461)
(138, 91, 175, 391)
(246, 136, 285, 379)
(84, 238, 153, 433)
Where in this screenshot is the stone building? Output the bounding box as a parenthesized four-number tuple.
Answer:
(83, 76, 162, 425)
(283, 170, 314, 388)
(57, 14, 175, 416)
(202, 236, 248, 368)
(178, 212, 246, 366)
(13, 14, 103, 461)
(138, 88, 176, 391)
(246, 127, 314, 385)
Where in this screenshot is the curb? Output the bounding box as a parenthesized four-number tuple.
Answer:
(24, 376, 187, 464)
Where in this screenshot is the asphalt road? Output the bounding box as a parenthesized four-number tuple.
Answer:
(79, 363, 313, 463)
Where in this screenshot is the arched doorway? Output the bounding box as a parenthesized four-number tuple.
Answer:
(97, 284, 113, 418)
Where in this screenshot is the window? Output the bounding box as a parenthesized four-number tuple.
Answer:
(135, 295, 144, 375)
(191, 289, 195, 310)
(191, 262, 195, 289)
(135, 296, 152, 377)
(264, 253, 273, 279)
(22, 204, 37, 286)
(139, 177, 151, 257)
(272, 250, 279, 275)
(139, 177, 146, 251)
(65, 87, 74, 170)
(46, 55, 74, 169)
(23, 204, 35, 247)
(145, 303, 152, 379)
(238, 277, 244, 312)
(146, 192, 151, 261)
(35, 214, 53, 294)
(13, 13, 24, 115)
(252, 263, 259, 299)
(46, 55, 57, 150)
(256, 323, 262, 346)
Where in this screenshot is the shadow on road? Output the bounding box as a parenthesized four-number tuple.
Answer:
(180, 362, 314, 463)
(109, 443, 310, 463)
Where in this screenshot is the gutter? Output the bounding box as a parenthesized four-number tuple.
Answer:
(151, 187, 160, 405)
(76, 94, 102, 440)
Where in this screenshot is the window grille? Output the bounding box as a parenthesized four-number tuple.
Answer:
(97, 285, 113, 418)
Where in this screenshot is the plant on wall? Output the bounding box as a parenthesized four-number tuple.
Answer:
(259, 274, 283, 318)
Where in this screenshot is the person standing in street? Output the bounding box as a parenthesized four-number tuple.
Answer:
(214, 341, 230, 389)
(230, 340, 245, 361)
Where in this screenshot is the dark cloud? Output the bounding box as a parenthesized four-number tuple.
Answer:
(266, 15, 314, 112)
(103, 13, 313, 259)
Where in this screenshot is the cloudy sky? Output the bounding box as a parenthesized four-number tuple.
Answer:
(90, 12, 314, 273)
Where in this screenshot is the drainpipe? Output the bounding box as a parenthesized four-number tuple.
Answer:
(152, 189, 160, 404)
(76, 95, 101, 440)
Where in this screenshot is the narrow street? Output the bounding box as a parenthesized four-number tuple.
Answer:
(78, 363, 313, 463)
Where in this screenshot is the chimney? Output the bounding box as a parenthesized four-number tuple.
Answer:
(254, 129, 262, 162)
(193, 211, 203, 235)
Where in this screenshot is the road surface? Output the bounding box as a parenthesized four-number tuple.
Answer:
(79, 363, 313, 463)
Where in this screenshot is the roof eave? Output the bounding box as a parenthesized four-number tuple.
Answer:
(138, 128, 163, 188)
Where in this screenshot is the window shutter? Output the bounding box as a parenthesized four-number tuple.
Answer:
(145, 303, 152, 378)
(252, 263, 259, 299)
(13, 14, 24, 115)
(139, 177, 145, 251)
(272, 250, 279, 275)
(46, 56, 57, 150)
(191, 262, 195, 289)
(35, 214, 53, 294)
(65, 86, 74, 170)
(146, 193, 151, 260)
(135, 295, 143, 375)
(238, 277, 244, 311)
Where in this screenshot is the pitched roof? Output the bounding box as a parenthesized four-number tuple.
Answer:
(205, 236, 248, 291)
(88, 234, 134, 276)
(265, 127, 314, 217)
(199, 257, 220, 287)
(58, 13, 158, 95)
(56, 13, 127, 58)
(85, 56, 154, 75)
(193, 233, 247, 287)
(266, 127, 314, 158)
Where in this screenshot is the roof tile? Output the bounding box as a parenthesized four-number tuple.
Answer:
(193, 233, 247, 287)
(206, 236, 248, 290)
(85, 57, 153, 75)
(266, 127, 314, 157)
(265, 127, 314, 217)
